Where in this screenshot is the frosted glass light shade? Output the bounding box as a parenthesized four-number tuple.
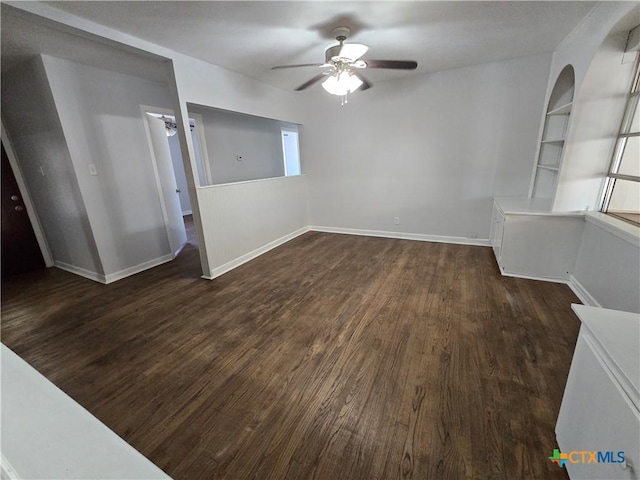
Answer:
(322, 72, 363, 96)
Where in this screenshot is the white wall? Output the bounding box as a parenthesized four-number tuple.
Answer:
(573, 216, 640, 313)
(42, 55, 176, 278)
(196, 175, 308, 278)
(188, 106, 287, 185)
(550, 2, 638, 212)
(166, 54, 306, 277)
(547, 2, 637, 101)
(302, 53, 552, 241)
(554, 30, 633, 212)
(1, 57, 103, 275)
(4, 1, 309, 281)
(172, 56, 305, 126)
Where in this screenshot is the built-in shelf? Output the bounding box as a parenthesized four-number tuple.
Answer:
(547, 102, 573, 116)
(531, 65, 575, 200)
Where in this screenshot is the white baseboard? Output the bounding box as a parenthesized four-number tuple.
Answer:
(54, 261, 106, 284)
(104, 253, 174, 284)
(309, 226, 491, 247)
(497, 267, 569, 284)
(497, 270, 601, 306)
(568, 275, 601, 307)
(182, 210, 193, 216)
(55, 253, 176, 284)
(207, 227, 310, 280)
(206, 226, 489, 280)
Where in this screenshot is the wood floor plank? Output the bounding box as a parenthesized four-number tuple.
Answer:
(1, 231, 576, 480)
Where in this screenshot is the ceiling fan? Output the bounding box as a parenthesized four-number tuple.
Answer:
(272, 27, 418, 101)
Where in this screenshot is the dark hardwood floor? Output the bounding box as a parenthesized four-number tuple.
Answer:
(1, 232, 578, 480)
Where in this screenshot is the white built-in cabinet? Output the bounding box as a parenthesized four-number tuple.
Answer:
(491, 197, 584, 281)
(491, 66, 582, 282)
(531, 65, 575, 200)
(556, 305, 639, 480)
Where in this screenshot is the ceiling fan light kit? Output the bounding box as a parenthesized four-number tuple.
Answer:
(271, 26, 418, 105)
(322, 71, 363, 96)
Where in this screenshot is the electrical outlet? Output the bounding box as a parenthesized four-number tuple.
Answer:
(88, 164, 98, 176)
(394, 217, 400, 225)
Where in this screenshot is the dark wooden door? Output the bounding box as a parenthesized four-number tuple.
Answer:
(1, 143, 45, 278)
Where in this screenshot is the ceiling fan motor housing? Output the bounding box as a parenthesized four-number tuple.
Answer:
(326, 26, 357, 63)
(331, 26, 351, 41)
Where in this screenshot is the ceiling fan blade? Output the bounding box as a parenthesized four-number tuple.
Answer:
(295, 73, 326, 91)
(353, 72, 372, 91)
(272, 63, 324, 70)
(364, 60, 418, 70)
(338, 43, 369, 61)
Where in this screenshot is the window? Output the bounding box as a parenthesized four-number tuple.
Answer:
(601, 53, 640, 225)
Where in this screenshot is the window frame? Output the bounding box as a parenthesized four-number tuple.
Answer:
(600, 52, 640, 225)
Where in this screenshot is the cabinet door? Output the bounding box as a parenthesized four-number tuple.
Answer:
(556, 332, 640, 480)
(499, 215, 583, 281)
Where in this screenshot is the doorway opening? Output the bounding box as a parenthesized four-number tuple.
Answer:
(141, 107, 206, 254)
(281, 128, 301, 176)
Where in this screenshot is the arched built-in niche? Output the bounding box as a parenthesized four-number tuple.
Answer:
(530, 65, 575, 199)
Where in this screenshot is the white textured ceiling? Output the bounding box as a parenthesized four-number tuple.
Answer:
(7, 1, 598, 91)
